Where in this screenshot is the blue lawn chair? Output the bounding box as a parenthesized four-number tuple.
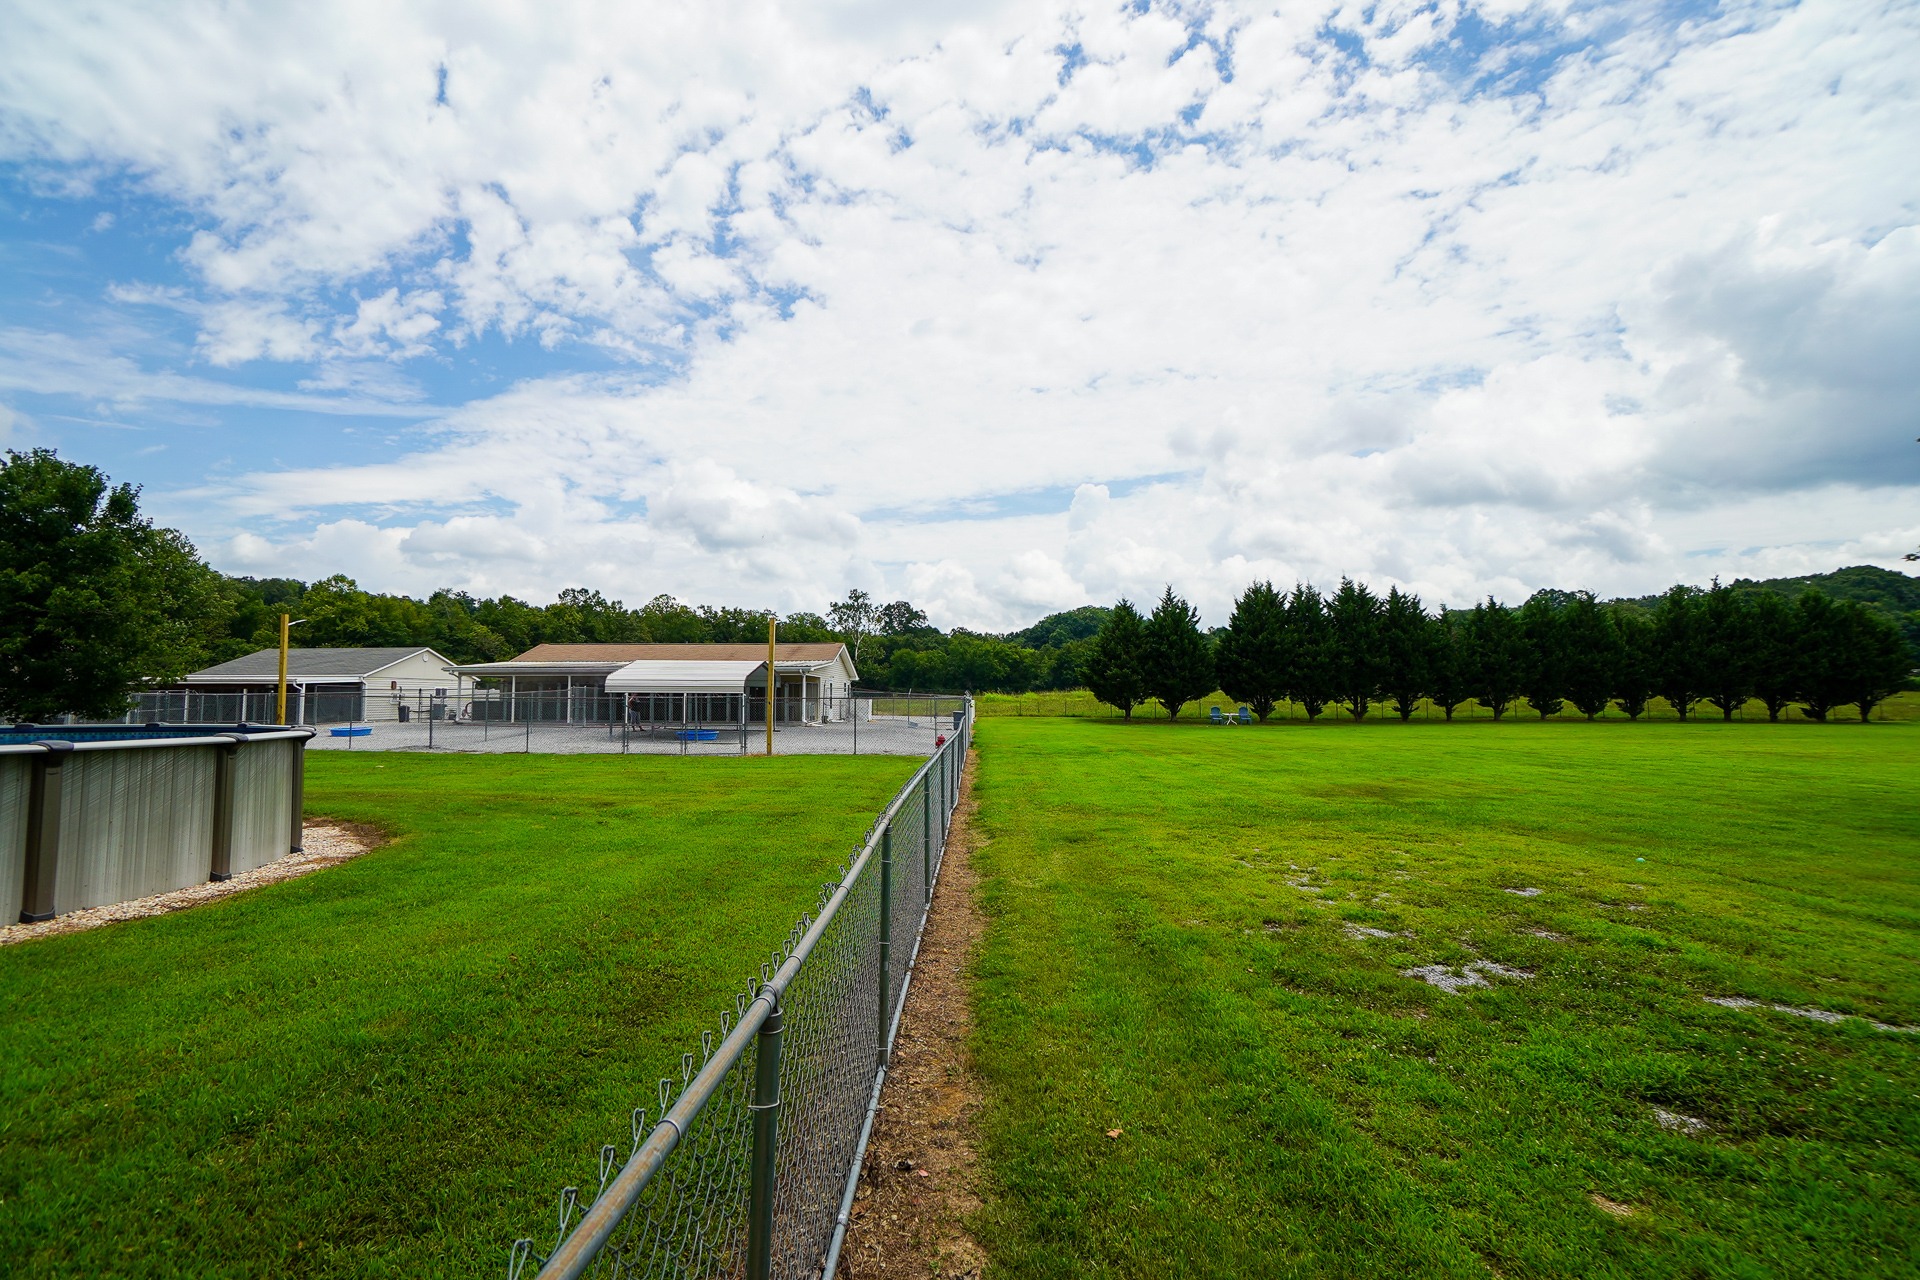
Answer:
(1209, 706, 1225, 725)
(1237, 706, 1253, 724)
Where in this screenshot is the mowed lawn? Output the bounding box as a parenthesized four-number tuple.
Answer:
(0, 751, 917, 1278)
(968, 719, 1920, 1279)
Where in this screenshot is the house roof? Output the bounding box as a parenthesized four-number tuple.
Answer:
(510, 643, 849, 663)
(183, 647, 453, 682)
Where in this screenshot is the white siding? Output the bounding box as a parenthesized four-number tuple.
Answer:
(362, 650, 459, 720)
(369, 650, 459, 693)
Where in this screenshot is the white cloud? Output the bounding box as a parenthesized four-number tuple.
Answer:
(1, 0, 1917, 626)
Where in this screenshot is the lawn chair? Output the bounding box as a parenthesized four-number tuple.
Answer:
(1236, 706, 1253, 724)
(1209, 706, 1225, 725)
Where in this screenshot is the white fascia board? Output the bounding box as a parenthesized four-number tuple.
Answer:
(363, 648, 456, 677)
(180, 674, 364, 686)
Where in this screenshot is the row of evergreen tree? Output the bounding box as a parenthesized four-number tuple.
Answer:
(1083, 580, 1913, 723)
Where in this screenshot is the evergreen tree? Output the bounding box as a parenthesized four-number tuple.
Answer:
(1328, 578, 1387, 719)
(1611, 608, 1656, 719)
(1518, 592, 1567, 719)
(1425, 609, 1473, 719)
(1559, 591, 1620, 719)
(1215, 580, 1287, 721)
(1796, 594, 1912, 721)
(1651, 584, 1708, 719)
(1700, 581, 1757, 720)
(1468, 598, 1528, 719)
(1285, 584, 1335, 720)
(1793, 593, 1845, 721)
(1748, 592, 1800, 721)
(1380, 586, 1430, 720)
(1085, 598, 1148, 718)
(1140, 586, 1215, 719)
(1835, 603, 1914, 721)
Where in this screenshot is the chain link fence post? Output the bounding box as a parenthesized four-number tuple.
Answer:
(745, 996, 783, 1280)
(877, 825, 892, 1066)
(922, 773, 932, 903)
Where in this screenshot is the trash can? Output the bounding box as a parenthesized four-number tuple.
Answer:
(952, 710, 963, 730)
(397, 704, 412, 722)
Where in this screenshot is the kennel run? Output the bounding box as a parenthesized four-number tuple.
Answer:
(147, 642, 864, 728)
(449, 642, 859, 727)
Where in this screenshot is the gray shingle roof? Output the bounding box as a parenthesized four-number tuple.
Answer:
(185, 648, 448, 681)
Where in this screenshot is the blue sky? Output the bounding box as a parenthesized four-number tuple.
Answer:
(1, 0, 1915, 626)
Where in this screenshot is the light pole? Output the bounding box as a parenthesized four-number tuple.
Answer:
(276, 616, 307, 726)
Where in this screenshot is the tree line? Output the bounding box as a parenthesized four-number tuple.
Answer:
(1085, 580, 1913, 724)
(0, 449, 1100, 717)
(3, 447, 1914, 720)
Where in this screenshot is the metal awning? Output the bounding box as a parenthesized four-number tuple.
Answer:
(603, 660, 767, 695)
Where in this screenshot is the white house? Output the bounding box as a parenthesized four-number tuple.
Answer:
(167, 647, 458, 723)
(451, 642, 859, 725)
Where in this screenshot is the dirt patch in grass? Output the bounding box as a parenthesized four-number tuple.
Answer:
(1401, 960, 1534, 993)
(0, 821, 381, 946)
(1704, 995, 1920, 1034)
(836, 751, 987, 1280)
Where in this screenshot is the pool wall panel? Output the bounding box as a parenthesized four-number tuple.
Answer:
(230, 738, 298, 874)
(0, 756, 29, 924)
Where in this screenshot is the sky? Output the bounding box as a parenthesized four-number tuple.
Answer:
(1, 0, 1915, 629)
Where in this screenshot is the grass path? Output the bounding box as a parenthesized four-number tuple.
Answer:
(0, 752, 917, 1278)
(966, 719, 1920, 1278)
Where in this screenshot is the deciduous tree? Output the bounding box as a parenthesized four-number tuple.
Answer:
(828, 588, 880, 663)
(0, 449, 222, 719)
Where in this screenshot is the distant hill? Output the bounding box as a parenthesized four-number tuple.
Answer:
(1005, 605, 1110, 649)
(1616, 565, 1920, 660)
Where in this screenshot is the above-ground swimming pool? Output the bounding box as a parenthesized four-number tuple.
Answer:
(0, 724, 313, 923)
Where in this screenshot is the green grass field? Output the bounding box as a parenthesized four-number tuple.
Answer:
(967, 719, 1920, 1278)
(0, 752, 917, 1278)
(976, 688, 1920, 722)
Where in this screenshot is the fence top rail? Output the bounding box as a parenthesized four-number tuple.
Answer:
(0, 727, 316, 755)
(527, 697, 972, 1280)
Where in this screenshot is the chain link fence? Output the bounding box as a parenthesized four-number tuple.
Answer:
(112, 690, 966, 758)
(506, 700, 972, 1280)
